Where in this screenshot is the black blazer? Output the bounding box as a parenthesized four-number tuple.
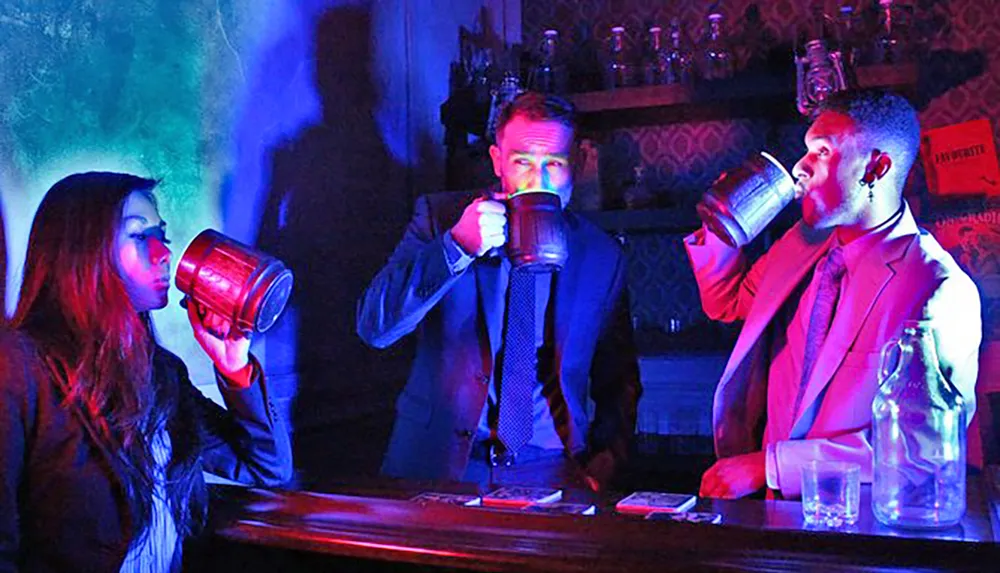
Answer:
(357, 190, 641, 485)
(0, 329, 292, 573)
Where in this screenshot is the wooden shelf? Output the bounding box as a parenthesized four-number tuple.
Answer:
(567, 63, 918, 127)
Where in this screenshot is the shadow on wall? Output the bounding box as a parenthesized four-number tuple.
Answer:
(257, 5, 413, 485)
(915, 49, 986, 110)
(0, 192, 5, 320)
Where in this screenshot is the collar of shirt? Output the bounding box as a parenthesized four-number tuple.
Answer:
(835, 206, 905, 273)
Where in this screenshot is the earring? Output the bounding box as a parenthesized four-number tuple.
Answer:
(859, 177, 875, 202)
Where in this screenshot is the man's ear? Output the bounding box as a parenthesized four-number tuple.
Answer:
(489, 144, 503, 178)
(861, 149, 893, 185)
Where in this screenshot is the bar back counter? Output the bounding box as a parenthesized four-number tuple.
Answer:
(186, 468, 1000, 572)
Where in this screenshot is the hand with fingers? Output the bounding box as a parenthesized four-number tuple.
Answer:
(699, 451, 767, 499)
(185, 298, 253, 388)
(450, 197, 507, 257)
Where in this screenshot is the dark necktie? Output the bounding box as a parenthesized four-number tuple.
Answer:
(496, 268, 536, 455)
(794, 246, 847, 417)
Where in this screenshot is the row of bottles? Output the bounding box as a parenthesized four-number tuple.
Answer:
(527, 0, 916, 95)
(535, 14, 729, 93)
(805, 0, 914, 68)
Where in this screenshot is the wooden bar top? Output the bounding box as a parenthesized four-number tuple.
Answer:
(200, 472, 1000, 572)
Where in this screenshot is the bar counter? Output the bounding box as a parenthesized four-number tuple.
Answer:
(189, 471, 1000, 572)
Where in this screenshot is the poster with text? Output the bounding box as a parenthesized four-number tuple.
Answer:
(921, 119, 1000, 196)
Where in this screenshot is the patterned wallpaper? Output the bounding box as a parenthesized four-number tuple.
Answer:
(523, 0, 1000, 350)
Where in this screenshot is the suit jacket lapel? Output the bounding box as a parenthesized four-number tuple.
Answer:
(553, 215, 583, 355)
(42, 355, 126, 489)
(474, 258, 505, 363)
(790, 207, 919, 435)
(721, 224, 831, 385)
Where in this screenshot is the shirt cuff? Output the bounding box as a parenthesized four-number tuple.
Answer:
(216, 353, 262, 390)
(765, 442, 780, 491)
(442, 230, 474, 275)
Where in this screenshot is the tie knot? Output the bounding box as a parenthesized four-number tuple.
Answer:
(824, 247, 846, 280)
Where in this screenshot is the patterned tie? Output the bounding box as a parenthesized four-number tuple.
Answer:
(794, 247, 847, 417)
(496, 268, 536, 455)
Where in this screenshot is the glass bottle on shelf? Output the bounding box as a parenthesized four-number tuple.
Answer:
(642, 26, 668, 86)
(836, 3, 861, 69)
(700, 12, 734, 80)
(530, 29, 566, 94)
(665, 17, 694, 85)
(568, 22, 603, 93)
(871, 0, 911, 64)
(735, 4, 771, 73)
(871, 320, 967, 530)
(486, 72, 523, 142)
(604, 25, 631, 89)
(623, 165, 656, 210)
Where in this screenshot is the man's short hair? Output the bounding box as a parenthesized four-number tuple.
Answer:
(495, 91, 576, 143)
(819, 89, 921, 176)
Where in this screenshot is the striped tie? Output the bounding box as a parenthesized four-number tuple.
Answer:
(794, 247, 846, 417)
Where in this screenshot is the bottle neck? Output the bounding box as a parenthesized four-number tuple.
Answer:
(882, 4, 894, 33)
(906, 328, 941, 370)
(611, 34, 624, 52)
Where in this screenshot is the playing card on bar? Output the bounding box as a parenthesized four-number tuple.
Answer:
(522, 502, 597, 516)
(409, 492, 483, 507)
(646, 511, 722, 524)
(482, 486, 563, 508)
(615, 491, 696, 514)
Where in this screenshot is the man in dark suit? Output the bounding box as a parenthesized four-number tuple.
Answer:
(357, 92, 640, 491)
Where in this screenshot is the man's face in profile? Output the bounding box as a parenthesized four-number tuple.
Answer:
(792, 111, 869, 230)
(489, 115, 574, 207)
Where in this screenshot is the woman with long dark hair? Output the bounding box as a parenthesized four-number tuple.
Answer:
(0, 172, 292, 572)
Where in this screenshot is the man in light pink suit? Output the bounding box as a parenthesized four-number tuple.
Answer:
(687, 90, 981, 499)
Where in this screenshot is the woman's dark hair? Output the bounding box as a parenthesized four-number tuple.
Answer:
(11, 171, 206, 547)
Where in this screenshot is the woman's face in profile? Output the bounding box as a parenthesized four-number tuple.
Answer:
(116, 191, 172, 312)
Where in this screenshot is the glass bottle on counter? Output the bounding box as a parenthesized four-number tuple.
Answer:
(700, 12, 734, 80)
(665, 18, 694, 85)
(605, 25, 631, 89)
(871, 320, 967, 529)
(530, 29, 566, 94)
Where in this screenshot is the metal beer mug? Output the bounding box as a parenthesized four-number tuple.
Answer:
(696, 151, 796, 248)
(175, 230, 294, 334)
(505, 189, 568, 272)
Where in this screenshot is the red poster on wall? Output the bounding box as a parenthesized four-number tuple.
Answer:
(921, 119, 1000, 196)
